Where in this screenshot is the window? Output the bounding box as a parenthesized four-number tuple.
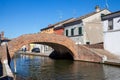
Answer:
(78, 27, 82, 35)
(86, 42, 90, 45)
(108, 19, 113, 30)
(71, 28, 74, 36)
(101, 14, 105, 17)
(66, 30, 68, 36)
(117, 19, 120, 23)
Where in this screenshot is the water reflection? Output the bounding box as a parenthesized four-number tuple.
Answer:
(103, 65, 120, 80)
(10, 54, 120, 80)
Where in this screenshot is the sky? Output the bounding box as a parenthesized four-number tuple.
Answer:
(0, 0, 120, 39)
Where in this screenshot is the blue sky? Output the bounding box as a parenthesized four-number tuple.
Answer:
(0, 0, 120, 39)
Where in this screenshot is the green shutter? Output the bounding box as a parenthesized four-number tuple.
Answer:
(66, 30, 68, 36)
(71, 28, 74, 36)
(79, 27, 82, 35)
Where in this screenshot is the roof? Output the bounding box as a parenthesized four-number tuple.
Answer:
(54, 26, 64, 30)
(77, 12, 96, 20)
(53, 18, 75, 26)
(41, 8, 110, 30)
(1, 38, 11, 42)
(40, 18, 75, 31)
(40, 25, 54, 31)
(102, 10, 120, 21)
(64, 9, 108, 26)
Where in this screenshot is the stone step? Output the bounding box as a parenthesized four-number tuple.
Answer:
(105, 60, 120, 66)
(92, 49, 119, 60)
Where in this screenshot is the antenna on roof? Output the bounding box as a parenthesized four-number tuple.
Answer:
(57, 10, 63, 21)
(73, 9, 77, 17)
(105, 0, 109, 9)
(59, 15, 63, 21)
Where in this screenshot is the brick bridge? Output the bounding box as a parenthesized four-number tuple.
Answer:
(0, 33, 103, 63)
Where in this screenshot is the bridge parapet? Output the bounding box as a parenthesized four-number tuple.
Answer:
(0, 45, 8, 63)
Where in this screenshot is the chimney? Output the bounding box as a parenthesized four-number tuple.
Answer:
(1, 31, 4, 40)
(95, 5, 100, 12)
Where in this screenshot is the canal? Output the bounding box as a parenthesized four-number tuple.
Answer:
(10, 53, 120, 80)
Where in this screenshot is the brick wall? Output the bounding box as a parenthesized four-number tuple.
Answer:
(7, 33, 78, 59)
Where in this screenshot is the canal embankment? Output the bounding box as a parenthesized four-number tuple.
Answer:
(105, 60, 120, 66)
(85, 43, 120, 66)
(1, 43, 120, 80)
(19, 47, 120, 67)
(18, 51, 50, 57)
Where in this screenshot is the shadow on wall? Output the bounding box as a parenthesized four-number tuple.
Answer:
(49, 50, 74, 60)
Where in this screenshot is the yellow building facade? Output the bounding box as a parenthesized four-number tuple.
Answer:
(40, 26, 54, 34)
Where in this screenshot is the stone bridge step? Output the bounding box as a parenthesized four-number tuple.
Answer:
(82, 43, 120, 64)
(105, 60, 120, 66)
(92, 49, 120, 60)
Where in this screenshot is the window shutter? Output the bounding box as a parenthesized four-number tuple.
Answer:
(79, 27, 82, 35)
(66, 30, 68, 36)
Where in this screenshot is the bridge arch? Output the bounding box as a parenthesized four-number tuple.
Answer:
(7, 33, 78, 60)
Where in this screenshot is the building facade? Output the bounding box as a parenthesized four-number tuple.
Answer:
(40, 25, 54, 34)
(64, 6, 110, 44)
(54, 18, 75, 35)
(64, 19, 83, 44)
(54, 27, 64, 35)
(102, 10, 120, 56)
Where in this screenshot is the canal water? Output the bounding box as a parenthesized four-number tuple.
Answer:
(10, 54, 120, 80)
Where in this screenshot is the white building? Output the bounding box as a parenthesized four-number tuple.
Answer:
(64, 6, 110, 45)
(102, 10, 120, 56)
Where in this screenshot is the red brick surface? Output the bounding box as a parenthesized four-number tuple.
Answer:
(7, 33, 78, 59)
(0, 33, 103, 63)
(0, 45, 8, 63)
(77, 45, 102, 62)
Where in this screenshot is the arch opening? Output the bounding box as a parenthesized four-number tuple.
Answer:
(31, 42, 74, 60)
(11, 42, 74, 60)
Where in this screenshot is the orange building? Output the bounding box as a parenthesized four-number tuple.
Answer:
(53, 18, 75, 35)
(40, 18, 75, 35)
(54, 27, 64, 35)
